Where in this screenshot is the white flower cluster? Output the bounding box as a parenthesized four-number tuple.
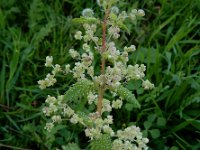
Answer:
(112, 125, 149, 150)
(43, 94, 85, 132)
(108, 26, 120, 39)
(142, 79, 155, 90)
(38, 74, 57, 89)
(39, 3, 153, 149)
(129, 9, 145, 21)
(85, 115, 114, 140)
(38, 56, 70, 89)
(43, 95, 64, 131)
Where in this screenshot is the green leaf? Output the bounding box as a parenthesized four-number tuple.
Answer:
(144, 121, 152, 130)
(90, 134, 112, 150)
(150, 129, 160, 139)
(142, 130, 148, 137)
(109, 13, 118, 20)
(124, 103, 134, 111)
(147, 114, 157, 123)
(64, 79, 95, 103)
(157, 117, 167, 127)
(62, 143, 81, 150)
(76, 111, 93, 127)
(72, 17, 99, 24)
(170, 146, 179, 150)
(117, 22, 130, 34)
(115, 85, 140, 108)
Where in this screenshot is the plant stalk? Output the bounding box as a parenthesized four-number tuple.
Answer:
(96, 8, 110, 115)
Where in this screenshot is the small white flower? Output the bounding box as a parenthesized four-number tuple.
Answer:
(65, 64, 70, 74)
(85, 128, 92, 138)
(91, 24, 97, 32)
(103, 125, 115, 136)
(52, 115, 62, 123)
(45, 95, 56, 104)
(45, 74, 57, 87)
(142, 79, 154, 90)
(111, 6, 119, 14)
(38, 80, 46, 89)
(83, 43, 90, 52)
(104, 115, 113, 124)
(44, 122, 54, 132)
(52, 64, 62, 75)
(74, 31, 83, 40)
(45, 56, 53, 67)
(112, 99, 123, 109)
(138, 9, 145, 17)
(124, 45, 136, 52)
(42, 107, 50, 116)
(82, 8, 94, 17)
(108, 26, 120, 39)
(87, 92, 97, 104)
(70, 114, 79, 124)
(131, 9, 138, 14)
(63, 106, 74, 117)
(69, 49, 80, 59)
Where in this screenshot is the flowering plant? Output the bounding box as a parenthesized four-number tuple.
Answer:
(38, 0, 154, 149)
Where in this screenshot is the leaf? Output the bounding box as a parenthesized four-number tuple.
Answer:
(31, 20, 55, 44)
(170, 146, 179, 150)
(76, 111, 93, 127)
(115, 85, 140, 108)
(147, 114, 157, 123)
(117, 22, 130, 34)
(72, 17, 99, 24)
(90, 134, 112, 150)
(144, 121, 152, 129)
(62, 143, 81, 150)
(124, 103, 134, 111)
(150, 129, 160, 139)
(157, 117, 167, 127)
(64, 79, 95, 103)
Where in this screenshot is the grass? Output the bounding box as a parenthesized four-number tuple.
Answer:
(0, 0, 199, 149)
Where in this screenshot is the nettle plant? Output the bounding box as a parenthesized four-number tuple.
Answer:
(38, 0, 154, 149)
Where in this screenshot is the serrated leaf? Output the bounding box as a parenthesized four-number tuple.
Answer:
(76, 111, 93, 127)
(109, 13, 118, 20)
(117, 22, 130, 34)
(64, 79, 95, 103)
(90, 134, 112, 150)
(50, 125, 66, 135)
(115, 85, 140, 108)
(150, 129, 160, 139)
(144, 121, 152, 129)
(72, 17, 99, 24)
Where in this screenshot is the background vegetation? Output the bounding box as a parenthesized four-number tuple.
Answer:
(0, 0, 199, 149)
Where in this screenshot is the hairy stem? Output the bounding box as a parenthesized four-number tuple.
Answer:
(97, 8, 110, 115)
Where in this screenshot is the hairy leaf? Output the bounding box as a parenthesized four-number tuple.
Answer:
(115, 85, 141, 108)
(64, 79, 95, 103)
(90, 134, 112, 150)
(72, 17, 100, 24)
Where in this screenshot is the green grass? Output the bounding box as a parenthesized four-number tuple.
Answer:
(0, 0, 199, 149)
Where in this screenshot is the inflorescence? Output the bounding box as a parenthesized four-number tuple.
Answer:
(38, 1, 154, 149)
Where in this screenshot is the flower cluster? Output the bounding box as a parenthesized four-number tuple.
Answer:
(112, 125, 149, 150)
(39, 1, 153, 149)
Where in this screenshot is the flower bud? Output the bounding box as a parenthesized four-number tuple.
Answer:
(82, 8, 94, 17)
